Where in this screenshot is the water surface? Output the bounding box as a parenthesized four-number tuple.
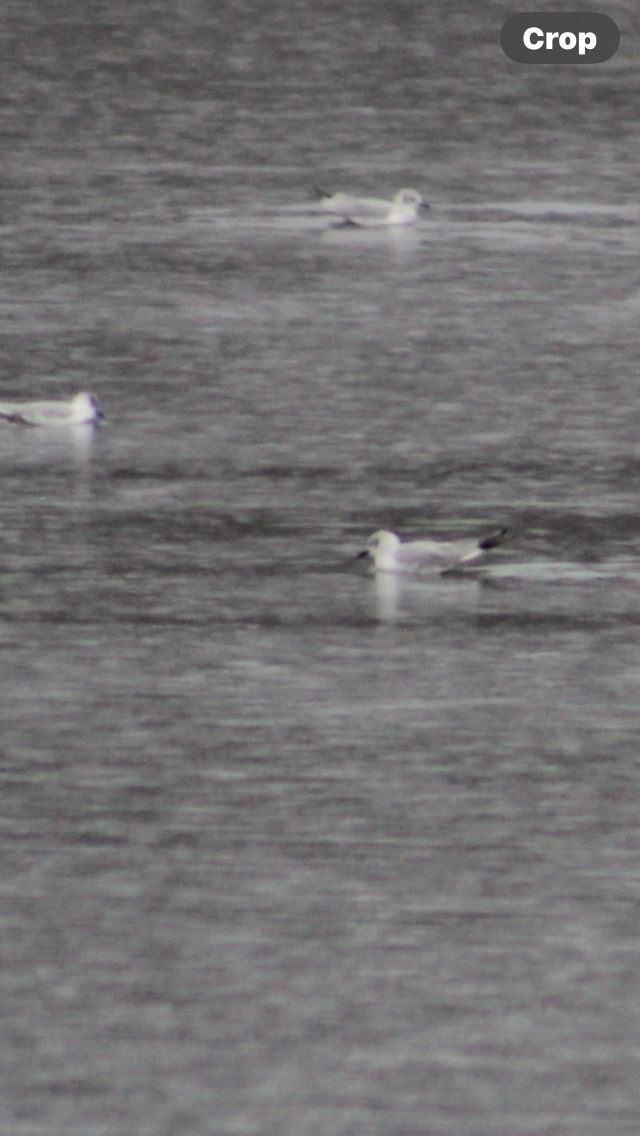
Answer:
(2, 3, 640, 1134)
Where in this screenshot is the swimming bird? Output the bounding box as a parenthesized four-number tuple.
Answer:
(0, 391, 103, 426)
(359, 527, 509, 575)
(315, 187, 429, 226)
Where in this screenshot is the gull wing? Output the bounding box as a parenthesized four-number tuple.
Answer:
(318, 192, 391, 219)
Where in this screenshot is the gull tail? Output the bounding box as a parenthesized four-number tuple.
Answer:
(0, 411, 31, 425)
(478, 527, 509, 551)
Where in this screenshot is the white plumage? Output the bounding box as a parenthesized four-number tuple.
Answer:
(360, 528, 509, 574)
(316, 188, 429, 226)
(0, 391, 103, 426)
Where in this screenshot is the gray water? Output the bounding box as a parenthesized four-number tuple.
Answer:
(2, 2, 640, 1134)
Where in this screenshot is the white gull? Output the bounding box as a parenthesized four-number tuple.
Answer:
(0, 391, 103, 427)
(360, 527, 509, 574)
(316, 187, 429, 226)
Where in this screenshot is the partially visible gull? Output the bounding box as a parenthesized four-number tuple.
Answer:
(315, 187, 429, 227)
(0, 391, 103, 427)
(359, 527, 509, 575)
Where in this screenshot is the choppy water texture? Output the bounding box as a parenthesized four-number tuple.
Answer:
(2, 3, 640, 1134)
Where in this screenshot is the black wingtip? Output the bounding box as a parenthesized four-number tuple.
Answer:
(478, 527, 509, 551)
(313, 186, 331, 200)
(0, 411, 31, 426)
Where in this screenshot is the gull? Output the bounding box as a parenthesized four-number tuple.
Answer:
(315, 187, 429, 226)
(0, 391, 103, 427)
(359, 527, 509, 575)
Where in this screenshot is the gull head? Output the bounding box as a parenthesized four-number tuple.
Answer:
(386, 189, 429, 225)
(394, 188, 429, 210)
(71, 392, 104, 424)
(359, 529, 402, 572)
